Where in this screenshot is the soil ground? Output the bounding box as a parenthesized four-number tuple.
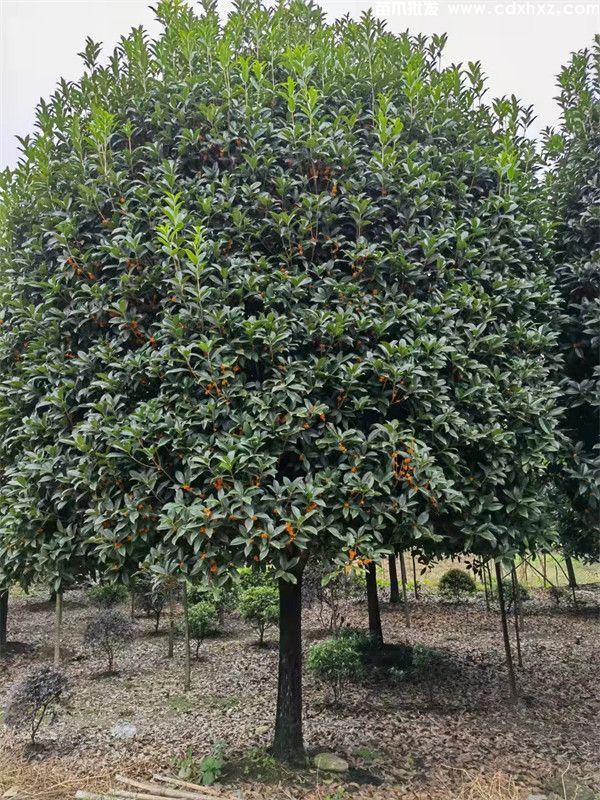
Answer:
(1, 577, 599, 800)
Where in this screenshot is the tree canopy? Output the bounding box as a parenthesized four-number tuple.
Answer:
(0, 0, 566, 761)
(545, 36, 600, 562)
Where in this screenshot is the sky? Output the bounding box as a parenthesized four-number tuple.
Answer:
(0, 0, 598, 169)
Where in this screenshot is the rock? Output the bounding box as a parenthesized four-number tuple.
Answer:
(110, 722, 137, 740)
(3, 788, 21, 798)
(313, 753, 349, 773)
(255, 724, 270, 735)
(527, 795, 549, 800)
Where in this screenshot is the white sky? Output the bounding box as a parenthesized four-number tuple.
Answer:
(1, 0, 598, 169)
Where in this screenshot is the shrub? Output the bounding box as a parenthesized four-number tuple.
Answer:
(307, 635, 363, 704)
(502, 580, 530, 611)
(187, 583, 237, 618)
(185, 601, 220, 659)
(135, 574, 167, 632)
(303, 568, 366, 633)
(175, 742, 226, 786)
(239, 586, 279, 646)
(87, 583, 129, 609)
(412, 644, 450, 704)
(4, 667, 69, 743)
(84, 609, 135, 672)
(438, 569, 476, 601)
(237, 567, 277, 593)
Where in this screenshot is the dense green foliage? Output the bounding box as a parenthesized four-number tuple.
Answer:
(185, 599, 220, 657)
(0, 0, 562, 602)
(307, 634, 363, 703)
(87, 582, 129, 608)
(437, 568, 476, 600)
(545, 37, 600, 562)
(239, 585, 279, 645)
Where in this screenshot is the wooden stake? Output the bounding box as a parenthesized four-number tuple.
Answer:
(486, 561, 495, 602)
(482, 563, 490, 612)
(182, 582, 191, 692)
(411, 552, 419, 600)
(495, 562, 517, 700)
(398, 551, 411, 628)
(54, 590, 63, 667)
(116, 775, 206, 799)
(152, 776, 229, 798)
(168, 589, 175, 659)
(542, 552, 548, 588)
(511, 565, 523, 667)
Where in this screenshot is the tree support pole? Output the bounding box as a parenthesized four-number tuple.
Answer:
(388, 555, 400, 604)
(398, 551, 411, 628)
(411, 553, 419, 600)
(182, 582, 191, 692)
(54, 590, 63, 667)
(495, 562, 517, 700)
(0, 588, 8, 650)
(511, 565, 523, 667)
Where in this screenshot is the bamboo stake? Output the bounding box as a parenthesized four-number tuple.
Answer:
(495, 561, 517, 700)
(182, 582, 191, 692)
(511, 565, 523, 667)
(411, 552, 419, 600)
(167, 589, 175, 659)
(54, 590, 63, 667)
(76, 793, 118, 800)
(152, 776, 224, 794)
(542, 552, 548, 588)
(482, 563, 490, 612)
(116, 776, 208, 799)
(398, 551, 411, 628)
(486, 561, 495, 602)
(152, 776, 232, 798)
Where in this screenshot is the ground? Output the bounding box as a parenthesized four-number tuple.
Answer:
(1, 568, 599, 800)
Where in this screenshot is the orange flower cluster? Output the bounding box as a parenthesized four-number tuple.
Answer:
(392, 448, 415, 486)
(213, 477, 224, 490)
(285, 521, 296, 543)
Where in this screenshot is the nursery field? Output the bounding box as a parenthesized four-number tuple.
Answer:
(1, 578, 600, 800)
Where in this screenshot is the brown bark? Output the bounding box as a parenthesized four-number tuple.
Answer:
(0, 588, 8, 648)
(398, 551, 411, 628)
(272, 569, 305, 764)
(388, 555, 400, 603)
(366, 562, 383, 646)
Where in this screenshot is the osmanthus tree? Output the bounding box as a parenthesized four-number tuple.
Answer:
(545, 37, 600, 567)
(0, 0, 561, 761)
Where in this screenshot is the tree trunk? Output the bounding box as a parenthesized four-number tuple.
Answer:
(54, 591, 63, 667)
(167, 590, 175, 659)
(495, 562, 517, 700)
(411, 553, 419, 600)
(511, 565, 523, 667)
(398, 551, 411, 628)
(0, 588, 8, 649)
(482, 564, 490, 612)
(486, 561, 495, 602)
(182, 582, 191, 692)
(366, 562, 383, 646)
(388, 555, 400, 604)
(565, 556, 577, 603)
(272, 571, 305, 765)
(542, 553, 548, 588)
